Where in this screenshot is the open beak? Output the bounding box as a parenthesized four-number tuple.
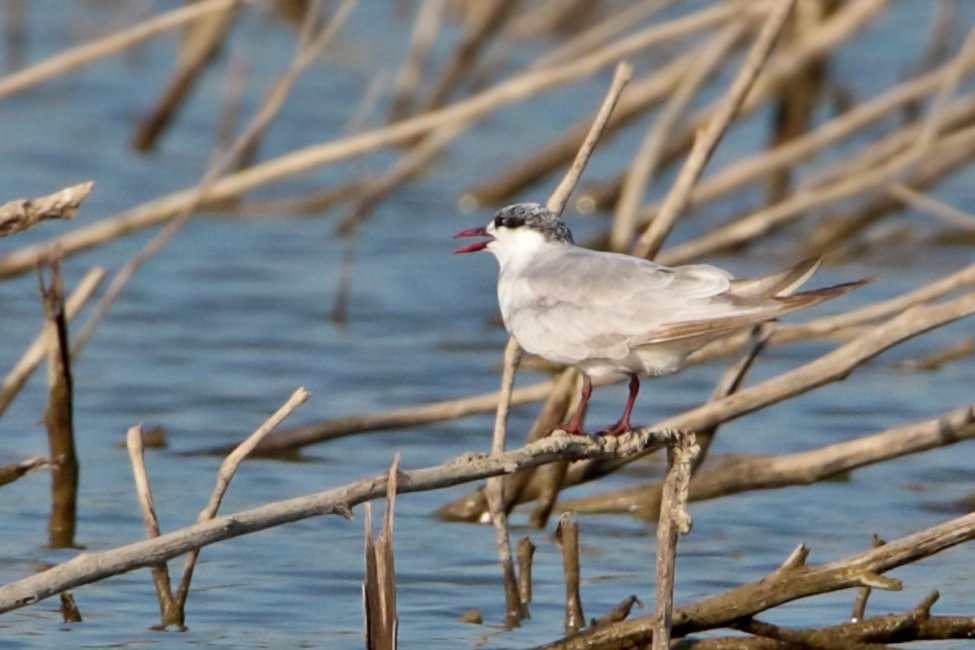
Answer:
(453, 227, 493, 254)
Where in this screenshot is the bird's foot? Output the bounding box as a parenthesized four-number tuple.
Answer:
(595, 420, 632, 437)
(554, 423, 590, 438)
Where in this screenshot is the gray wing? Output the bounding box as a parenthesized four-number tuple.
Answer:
(503, 248, 738, 364)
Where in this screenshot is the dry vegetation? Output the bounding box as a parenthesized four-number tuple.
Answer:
(2, 0, 975, 648)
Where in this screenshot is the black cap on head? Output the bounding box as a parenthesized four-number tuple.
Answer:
(492, 203, 574, 244)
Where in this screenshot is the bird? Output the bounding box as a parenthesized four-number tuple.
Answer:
(454, 202, 864, 437)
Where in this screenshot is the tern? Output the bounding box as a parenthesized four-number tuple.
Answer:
(455, 202, 863, 436)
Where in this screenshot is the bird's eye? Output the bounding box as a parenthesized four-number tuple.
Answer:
(494, 215, 504, 228)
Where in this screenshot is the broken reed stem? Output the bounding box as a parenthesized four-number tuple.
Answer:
(0, 429, 661, 614)
(517, 537, 536, 605)
(365, 455, 400, 650)
(555, 514, 585, 635)
(38, 253, 78, 550)
(71, 0, 358, 358)
(387, 0, 447, 122)
(0, 266, 105, 419)
(547, 61, 633, 215)
(634, 0, 797, 259)
(173, 387, 310, 620)
(486, 337, 524, 623)
(652, 432, 698, 650)
(0, 182, 94, 237)
(125, 425, 180, 627)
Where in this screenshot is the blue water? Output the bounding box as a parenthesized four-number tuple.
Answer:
(1, 1, 975, 648)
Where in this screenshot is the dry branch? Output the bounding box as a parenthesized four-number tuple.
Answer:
(557, 404, 975, 517)
(652, 431, 698, 650)
(532, 510, 975, 649)
(633, 0, 797, 259)
(173, 387, 310, 621)
(125, 425, 180, 627)
(0, 0, 261, 101)
(0, 182, 93, 237)
(364, 456, 400, 650)
(0, 429, 661, 614)
(0, 1, 761, 280)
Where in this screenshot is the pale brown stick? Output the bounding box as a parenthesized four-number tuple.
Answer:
(485, 337, 524, 623)
(633, 0, 797, 260)
(132, 3, 238, 151)
(547, 62, 633, 215)
(652, 432, 697, 650)
(0, 0, 260, 101)
(71, 0, 359, 357)
(387, 0, 447, 122)
(887, 182, 975, 231)
(916, 22, 975, 150)
(610, 24, 743, 252)
(0, 429, 662, 614)
(173, 387, 310, 621)
(555, 514, 585, 635)
(125, 425, 180, 626)
(364, 455, 400, 650)
(532, 0, 676, 69)
(0, 267, 105, 419)
(0, 3, 752, 280)
(0, 182, 94, 237)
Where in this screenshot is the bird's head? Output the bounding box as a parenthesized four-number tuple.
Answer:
(454, 203, 574, 265)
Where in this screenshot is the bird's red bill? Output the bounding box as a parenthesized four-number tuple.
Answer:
(454, 227, 492, 254)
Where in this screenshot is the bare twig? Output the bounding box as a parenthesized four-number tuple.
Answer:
(70, 0, 359, 357)
(652, 431, 698, 650)
(610, 24, 743, 252)
(364, 455, 400, 650)
(547, 62, 633, 215)
(125, 425, 180, 627)
(172, 387, 310, 621)
(0, 0, 261, 101)
(0, 429, 661, 614)
(0, 182, 94, 237)
(387, 0, 447, 121)
(485, 337, 524, 624)
(633, 0, 797, 259)
(517, 536, 536, 605)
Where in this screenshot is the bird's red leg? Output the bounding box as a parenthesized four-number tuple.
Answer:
(561, 374, 593, 436)
(600, 374, 640, 436)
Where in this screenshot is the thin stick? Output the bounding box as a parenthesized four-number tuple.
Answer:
(547, 62, 633, 215)
(0, 3, 753, 280)
(70, 0, 358, 357)
(0, 0, 261, 101)
(652, 431, 697, 650)
(0, 429, 661, 613)
(0, 267, 105, 419)
(485, 337, 524, 623)
(126, 425, 180, 626)
(634, 0, 797, 259)
(387, 0, 447, 122)
(887, 182, 975, 231)
(173, 387, 310, 619)
(610, 24, 742, 251)
(517, 537, 536, 605)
